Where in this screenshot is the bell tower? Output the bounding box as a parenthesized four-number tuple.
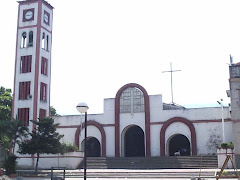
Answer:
(12, 0, 53, 132)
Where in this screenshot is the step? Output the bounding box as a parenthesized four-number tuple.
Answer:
(79, 156, 218, 169)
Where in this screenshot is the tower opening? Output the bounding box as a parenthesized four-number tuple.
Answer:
(46, 35, 49, 51)
(21, 32, 27, 48)
(124, 125, 145, 157)
(82, 137, 101, 157)
(28, 31, 33, 47)
(42, 32, 45, 49)
(168, 134, 190, 156)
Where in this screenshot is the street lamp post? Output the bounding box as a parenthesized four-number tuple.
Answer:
(217, 99, 225, 143)
(76, 102, 89, 180)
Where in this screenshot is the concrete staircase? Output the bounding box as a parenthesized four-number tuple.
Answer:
(79, 156, 218, 169)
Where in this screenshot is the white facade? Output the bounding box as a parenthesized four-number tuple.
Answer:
(53, 83, 232, 158)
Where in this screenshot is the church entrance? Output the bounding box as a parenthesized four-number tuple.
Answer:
(124, 125, 145, 157)
(168, 134, 190, 156)
(82, 137, 101, 157)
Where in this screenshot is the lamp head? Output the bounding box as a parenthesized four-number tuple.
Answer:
(76, 102, 89, 113)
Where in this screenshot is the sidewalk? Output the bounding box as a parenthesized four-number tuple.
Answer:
(5, 168, 240, 180)
(13, 178, 218, 180)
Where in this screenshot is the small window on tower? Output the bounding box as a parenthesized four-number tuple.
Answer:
(46, 35, 49, 51)
(21, 32, 27, 48)
(39, 109, 47, 119)
(18, 108, 29, 126)
(28, 31, 33, 47)
(42, 32, 45, 49)
(20, 55, 32, 73)
(19, 81, 31, 100)
(41, 57, 48, 75)
(40, 82, 47, 102)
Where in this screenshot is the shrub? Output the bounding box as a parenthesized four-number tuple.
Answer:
(60, 142, 78, 154)
(3, 154, 18, 175)
(220, 142, 234, 149)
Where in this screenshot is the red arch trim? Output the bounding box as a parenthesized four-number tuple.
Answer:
(160, 117, 197, 156)
(115, 83, 151, 157)
(75, 120, 106, 157)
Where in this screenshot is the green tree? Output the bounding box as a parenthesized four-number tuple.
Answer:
(18, 117, 63, 173)
(0, 87, 12, 121)
(0, 119, 28, 156)
(8, 119, 29, 153)
(50, 106, 59, 116)
(0, 120, 10, 149)
(0, 87, 12, 159)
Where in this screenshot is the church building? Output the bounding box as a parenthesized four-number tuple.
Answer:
(11, 0, 236, 168)
(54, 83, 232, 158)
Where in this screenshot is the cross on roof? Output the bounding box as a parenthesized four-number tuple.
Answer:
(162, 62, 181, 104)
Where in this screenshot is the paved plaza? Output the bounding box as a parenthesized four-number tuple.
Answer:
(3, 168, 238, 180)
(11, 178, 222, 180)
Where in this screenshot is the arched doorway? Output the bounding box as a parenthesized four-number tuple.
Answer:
(124, 125, 145, 157)
(168, 134, 190, 156)
(82, 137, 101, 157)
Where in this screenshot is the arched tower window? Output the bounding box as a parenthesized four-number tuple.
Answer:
(120, 87, 144, 114)
(21, 32, 27, 48)
(42, 32, 45, 49)
(46, 35, 49, 51)
(28, 31, 33, 47)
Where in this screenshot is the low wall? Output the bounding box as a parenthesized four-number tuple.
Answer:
(217, 148, 234, 168)
(17, 152, 83, 169)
